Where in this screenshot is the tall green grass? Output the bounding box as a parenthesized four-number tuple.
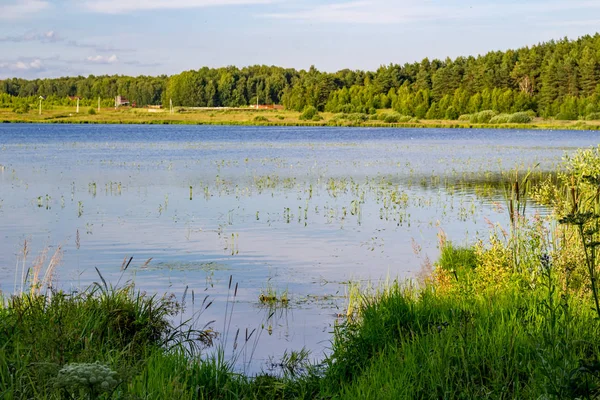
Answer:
(0, 280, 211, 399)
(324, 275, 600, 399)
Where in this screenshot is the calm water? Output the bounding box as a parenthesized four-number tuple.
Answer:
(0, 124, 597, 372)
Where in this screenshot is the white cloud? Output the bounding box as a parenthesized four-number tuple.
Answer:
(86, 54, 119, 64)
(0, 0, 50, 19)
(43, 30, 56, 40)
(82, 0, 272, 14)
(0, 30, 59, 42)
(263, 0, 600, 25)
(0, 59, 43, 71)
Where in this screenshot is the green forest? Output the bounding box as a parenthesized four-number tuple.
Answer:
(3, 33, 600, 120)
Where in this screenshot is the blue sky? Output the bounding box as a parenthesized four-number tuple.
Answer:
(1, 0, 600, 79)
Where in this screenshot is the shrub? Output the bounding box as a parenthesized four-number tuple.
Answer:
(445, 106, 459, 120)
(345, 113, 369, 123)
(524, 110, 537, 118)
(470, 110, 496, 124)
(299, 105, 319, 120)
(337, 104, 356, 114)
(555, 111, 577, 121)
(507, 112, 532, 123)
(12, 102, 30, 114)
(383, 112, 404, 123)
(330, 112, 371, 123)
(311, 114, 323, 121)
(253, 115, 269, 122)
(585, 103, 598, 116)
(489, 113, 510, 124)
(88, 107, 97, 115)
(586, 112, 600, 121)
(458, 114, 472, 122)
(330, 113, 345, 122)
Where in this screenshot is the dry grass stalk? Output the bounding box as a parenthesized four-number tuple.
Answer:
(437, 228, 447, 249)
(416, 256, 434, 287)
(30, 247, 48, 292)
(24, 245, 63, 296)
(17, 239, 29, 294)
(39, 245, 62, 293)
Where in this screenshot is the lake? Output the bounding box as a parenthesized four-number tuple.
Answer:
(0, 124, 597, 373)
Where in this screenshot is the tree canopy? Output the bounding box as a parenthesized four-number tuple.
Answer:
(3, 33, 600, 120)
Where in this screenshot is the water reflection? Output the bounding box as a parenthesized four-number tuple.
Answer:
(1, 124, 598, 372)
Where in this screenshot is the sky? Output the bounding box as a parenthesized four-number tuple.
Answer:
(1, 0, 600, 79)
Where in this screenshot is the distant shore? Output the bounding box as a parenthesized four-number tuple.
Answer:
(2, 107, 599, 131)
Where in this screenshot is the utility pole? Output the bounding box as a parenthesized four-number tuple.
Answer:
(98, 97, 101, 113)
(170, 99, 173, 115)
(38, 96, 43, 115)
(76, 98, 79, 113)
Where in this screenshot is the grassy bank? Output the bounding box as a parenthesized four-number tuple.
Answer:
(4, 148, 600, 399)
(3, 106, 600, 130)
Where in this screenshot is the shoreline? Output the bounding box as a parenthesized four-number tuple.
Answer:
(3, 118, 600, 131)
(2, 107, 599, 130)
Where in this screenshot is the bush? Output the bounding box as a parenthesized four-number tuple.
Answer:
(489, 113, 510, 124)
(311, 114, 323, 121)
(253, 115, 268, 122)
(345, 113, 369, 123)
(525, 110, 537, 118)
(330, 113, 345, 122)
(299, 105, 319, 120)
(470, 110, 496, 124)
(458, 114, 472, 122)
(585, 103, 598, 116)
(12, 102, 30, 114)
(507, 112, 532, 123)
(88, 107, 97, 115)
(586, 112, 600, 121)
(445, 106, 459, 120)
(337, 104, 356, 114)
(381, 113, 411, 123)
(555, 111, 577, 121)
(383, 112, 404, 123)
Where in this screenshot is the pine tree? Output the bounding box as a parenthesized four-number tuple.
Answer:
(579, 46, 599, 96)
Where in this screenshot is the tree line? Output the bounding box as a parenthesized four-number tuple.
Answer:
(2, 33, 600, 120)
